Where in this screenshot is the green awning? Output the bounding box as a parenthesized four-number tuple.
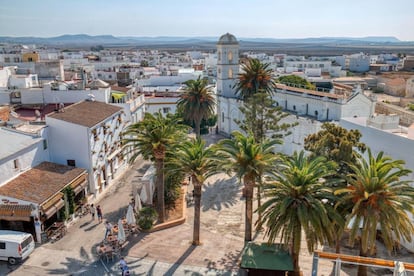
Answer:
(240, 242, 293, 271)
(111, 91, 126, 100)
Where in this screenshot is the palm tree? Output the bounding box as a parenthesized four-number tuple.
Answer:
(177, 76, 216, 138)
(258, 151, 341, 276)
(169, 138, 216, 245)
(234, 58, 276, 100)
(122, 112, 188, 222)
(233, 58, 278, 228)
(213, 131, 279, 242)
(336, 149, 414, 276)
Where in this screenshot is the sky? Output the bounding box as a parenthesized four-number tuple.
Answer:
(1, 0, 414, 41)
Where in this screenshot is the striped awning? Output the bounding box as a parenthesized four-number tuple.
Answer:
(0, 204, 34, 221)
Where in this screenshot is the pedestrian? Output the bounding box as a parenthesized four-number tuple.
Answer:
(96, 205, 103, 223)
(119, 257, 129, 276)
(90, 204, 96, 221)
(105, 221, 113, 239)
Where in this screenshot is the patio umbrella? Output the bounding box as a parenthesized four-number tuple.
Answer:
(117, 219, 126, 244)
(135, 193, 142, 214)
(126, 204, 136, 226)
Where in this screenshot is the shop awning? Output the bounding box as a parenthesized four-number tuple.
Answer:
(41, 192, 64, 219)
(0, 204, 34, 222)
(111, 91, 126, 100)
(42, 199, 65, 220)
(70, 174, 88, 195)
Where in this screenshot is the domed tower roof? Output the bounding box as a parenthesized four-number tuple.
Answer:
(217, 33, 238, 45)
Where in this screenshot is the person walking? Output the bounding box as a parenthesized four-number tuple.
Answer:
(105, 221, 113, 239)
(96, 205, 103, 223)
(90, 204, 96, 221)
(119, 257, 129, 276)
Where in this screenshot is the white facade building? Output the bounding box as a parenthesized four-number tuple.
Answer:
(0, 126, 49, 187)
(216, 34, 375, 137)
(46, 100, 127, 198)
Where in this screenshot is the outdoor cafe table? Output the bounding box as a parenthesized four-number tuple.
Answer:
(97, 244, 113, 255)
(106, 235, 118, 244)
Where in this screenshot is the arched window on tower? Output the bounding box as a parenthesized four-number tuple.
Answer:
(228, 51, 233, 62)
(218, 51, 221, 61)
(228, 68, 233, 78)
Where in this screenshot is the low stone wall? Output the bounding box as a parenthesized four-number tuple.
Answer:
(145, 186, 187, 233)
(375, 102, 414, 127)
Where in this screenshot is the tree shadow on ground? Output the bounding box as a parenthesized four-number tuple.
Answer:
(44, 256, 96, 275)
(204, 249, 242, 273)
(163, 245, 196, 276)
(201, 177, 240, 212)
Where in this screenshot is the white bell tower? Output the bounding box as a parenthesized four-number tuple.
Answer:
(216, 33, 241, 135)
(216, 33, 239, 98)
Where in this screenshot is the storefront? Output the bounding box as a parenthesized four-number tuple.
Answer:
(0, 162, 88, 242)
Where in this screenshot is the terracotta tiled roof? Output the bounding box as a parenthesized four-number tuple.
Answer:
(0, 204, 33, 217)
(47, 101, 122, 128)
(0, 162, 87, 205)
(111, 86, 130, 93)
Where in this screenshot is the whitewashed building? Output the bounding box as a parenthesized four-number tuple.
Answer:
(46, 100, 127, 198)
(216, 33, 375, 137)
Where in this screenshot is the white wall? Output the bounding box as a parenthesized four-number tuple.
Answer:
(18, 87, 110, 105)
(0, 128, 50, 186)
(145, 96, 179, 115)
(47, 118, 90, 172)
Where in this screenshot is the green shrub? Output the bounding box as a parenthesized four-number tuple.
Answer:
(138, 207, 158, 230)
(408, 103, 414, 111)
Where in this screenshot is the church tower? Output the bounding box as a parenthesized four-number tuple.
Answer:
(216, 33, 241, 135)
(216, 33, 239, 98)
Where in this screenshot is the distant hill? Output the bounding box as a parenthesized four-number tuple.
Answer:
(0, 34, 410, 46)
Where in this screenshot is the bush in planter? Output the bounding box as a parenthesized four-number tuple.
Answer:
(138, 207, 158, 230)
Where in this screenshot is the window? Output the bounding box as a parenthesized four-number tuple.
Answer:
(218, 52, 221, 61)
(13, 159, 19, 170)
(228, 68, 233, 78)
(28, 57, 33, 62)
(293, 105, 296, 111)
(0, 242, 5, 249)
(228, 51, 233, 62)
(163, 107, 171, 114)
(222, 112, 224, 122)
(67, 160, 76, 167)
(43, 140, 48, 150)
(314, 110, 319, 116)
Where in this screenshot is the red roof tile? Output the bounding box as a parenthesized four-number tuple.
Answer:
(0, 162, 87, 205)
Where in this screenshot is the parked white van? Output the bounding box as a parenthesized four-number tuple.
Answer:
(0, 230, 35, 265)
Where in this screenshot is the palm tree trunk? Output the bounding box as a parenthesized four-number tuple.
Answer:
(289, 235, 301, 276)
(155, 158, 165, 223)
(194, 119, 201, 139)
(358, 244, 368, 276)
(256, 177, 263, 231)
(244, 180, 254, 242)
(335, 237, 341, 253)
(192, 181, 202, 245)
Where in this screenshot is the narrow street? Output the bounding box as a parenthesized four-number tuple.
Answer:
(3, 157, 150, 276)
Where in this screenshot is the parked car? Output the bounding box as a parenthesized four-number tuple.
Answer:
(0, 230, 35, 265)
